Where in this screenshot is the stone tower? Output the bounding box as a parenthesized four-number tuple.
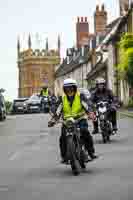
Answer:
(17, 35, 60, 98)
(94, 4, 107, 35)
(76, 17, 89, 48)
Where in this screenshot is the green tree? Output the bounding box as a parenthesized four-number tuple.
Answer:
(118, 33, 133, 87)
(127, 48, 133, 86)
(5, 101, 12, 114)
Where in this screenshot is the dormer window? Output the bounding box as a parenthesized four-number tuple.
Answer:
(73, 51, 76, 60)
(81, 46, 85, 56)
(67, 48, 72, 56)
(67, 56, 70, 64)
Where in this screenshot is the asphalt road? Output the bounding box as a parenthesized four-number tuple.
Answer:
(0, 113, 133, 200)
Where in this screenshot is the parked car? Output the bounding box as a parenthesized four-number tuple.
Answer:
(11, 98, 28, 114)
(25, 94, 41, 113)
(0, 93, 6, 121)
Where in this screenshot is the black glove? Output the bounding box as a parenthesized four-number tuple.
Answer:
(110, 103, 117, 111)
(48, 120, 55, 127)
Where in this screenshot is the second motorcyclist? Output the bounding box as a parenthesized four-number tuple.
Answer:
(91, 77, 118, 135)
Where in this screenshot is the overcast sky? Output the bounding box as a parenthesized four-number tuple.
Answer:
(0, 0, 119, 100)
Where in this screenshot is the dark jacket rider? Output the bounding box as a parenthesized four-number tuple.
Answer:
(48, 78, 98, 163)
(91, 77, 118, 134)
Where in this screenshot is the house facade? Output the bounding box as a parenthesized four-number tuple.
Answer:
(106, 6, 133, 104)
(54, 5, 108, 95)
(86, 5, 133, 105)
(55, 47, 91, 96)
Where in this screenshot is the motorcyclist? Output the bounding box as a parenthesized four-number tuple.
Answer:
(40, 86, 49, 97)
(49, 92, 58, 115)
(40, 86, 50, 111)
(91, 77, 118, 134)
(48, 78, 98, 163)
(50, 92, 57, 103)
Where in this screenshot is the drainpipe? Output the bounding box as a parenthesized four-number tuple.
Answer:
(82, 65, 84, 88)
(114, 45, 119, 98)
(132, 6, 133, 32)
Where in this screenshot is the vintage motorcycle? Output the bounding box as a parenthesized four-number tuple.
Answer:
(96, 101, 113, 143)
(48, 117, 90, 176)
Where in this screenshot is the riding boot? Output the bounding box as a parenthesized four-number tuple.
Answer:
(92, 120, 99, 134)
(82, 129, 98, 160)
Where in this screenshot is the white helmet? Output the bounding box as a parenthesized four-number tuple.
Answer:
(63, 78, 77, 88)
(96, 77, 106, 85)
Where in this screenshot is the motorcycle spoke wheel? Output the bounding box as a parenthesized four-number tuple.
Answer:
(107, 134, 110, 142)
(102, 132, 107, 143)
(67, 136, 81, 175)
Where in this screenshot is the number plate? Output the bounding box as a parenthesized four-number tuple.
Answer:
(30, 106, 38, 109)
(18, 107, 23, 109)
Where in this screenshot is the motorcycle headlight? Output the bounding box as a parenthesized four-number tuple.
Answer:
(65, 121, 75, 133)
(67, 126, 75, 133)
(99, 114, 104, 120)
(66, 123, 74, 132)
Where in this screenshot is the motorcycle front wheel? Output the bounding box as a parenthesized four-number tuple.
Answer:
(102, 130, 110, 143)
(66, 136, 80, 176)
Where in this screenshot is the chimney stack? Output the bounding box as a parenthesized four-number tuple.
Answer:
(85, 17, 88, 22)
(76, 16, 89, 48)
(94, 4, 107, 34)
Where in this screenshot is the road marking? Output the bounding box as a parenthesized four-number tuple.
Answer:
(0, 186, 9, 191)
(9, 151, 22, 161)
(8, 131, 50, 161)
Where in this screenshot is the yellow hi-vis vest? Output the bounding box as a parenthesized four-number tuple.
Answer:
(42, 89, 48, 96)
(63, 92, 85, 120)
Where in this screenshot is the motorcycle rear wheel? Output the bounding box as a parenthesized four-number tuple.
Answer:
(102, 131, 110, 143)
(79, 150, 86, 169)
(102, 131, 108, 143)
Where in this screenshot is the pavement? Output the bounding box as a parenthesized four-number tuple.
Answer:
(0, 113, 133, 200)
(118, 108, 133, 118)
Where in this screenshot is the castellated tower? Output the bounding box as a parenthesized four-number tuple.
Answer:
(17, 34, 60, 98)
(76, 17, 89, 48)
(94, 4, 107, 35)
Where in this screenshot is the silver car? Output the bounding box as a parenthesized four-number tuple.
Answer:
(25, 94, 41, 113)
(11, 98, 28, 114)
